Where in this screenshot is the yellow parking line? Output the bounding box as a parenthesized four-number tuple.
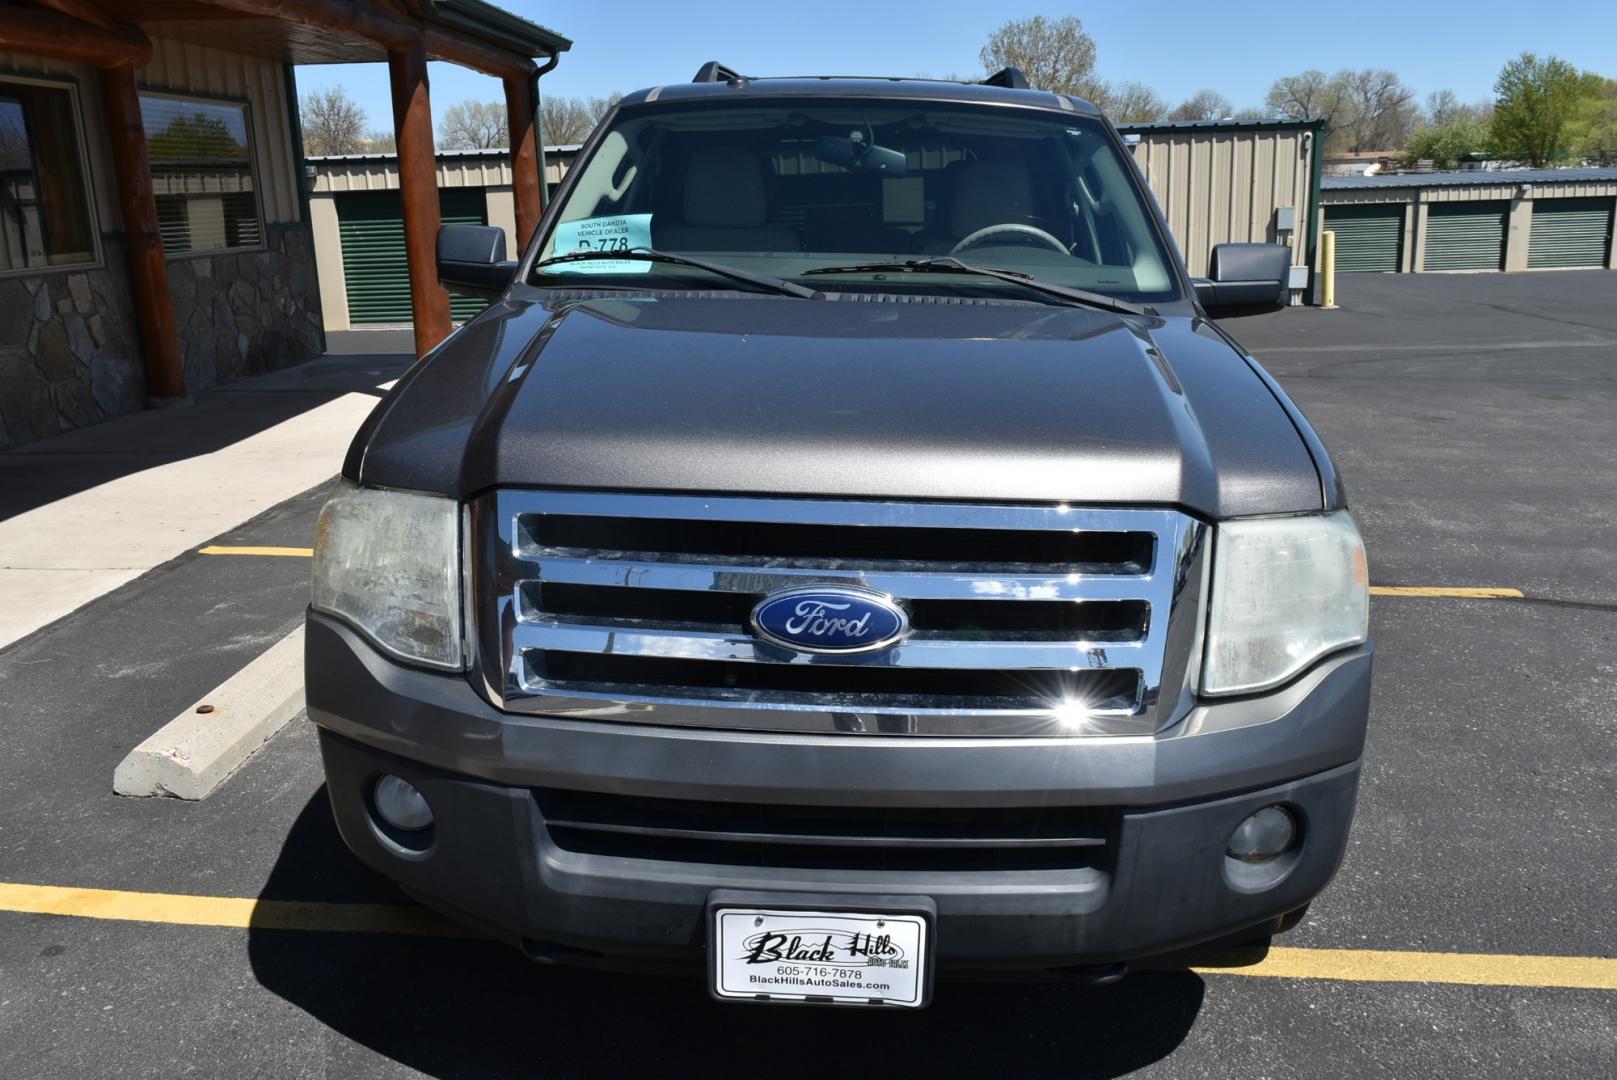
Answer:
(1197, 946, 1617, 991)
(1370, 586, 1523, 599)
(0, 882, 474, 938)
(197, 545, 314, 558)
(2, 881, 1613, 990)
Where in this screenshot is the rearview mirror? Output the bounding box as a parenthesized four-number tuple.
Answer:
(1192, 242, 1290, 318)
(814, 135, 907, 176)
(437, 224, 517, 298)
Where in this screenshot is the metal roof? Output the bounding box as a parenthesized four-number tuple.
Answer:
(1116, 117, 1321, 132)
(306, 146, 581, 163)
(425, 0, 572, 56)
(1324, 166, 1617, 189)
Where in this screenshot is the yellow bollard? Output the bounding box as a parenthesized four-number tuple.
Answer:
(1321, 229, 1338, 309)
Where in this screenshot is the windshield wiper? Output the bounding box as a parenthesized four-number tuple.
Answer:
(801, 256, 1146, 316)
(534, 247, 822, 300)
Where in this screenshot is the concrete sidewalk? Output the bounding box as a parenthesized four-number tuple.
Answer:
(0, 330, 412, 650)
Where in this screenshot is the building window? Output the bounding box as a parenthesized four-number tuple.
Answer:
(141, 93, 263, 255)
(0, 78, 97, 274)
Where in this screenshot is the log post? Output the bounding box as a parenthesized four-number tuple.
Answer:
(99, 63, 185, 400)
(388, 40, 451, 357)
(503, 74, 541, 252)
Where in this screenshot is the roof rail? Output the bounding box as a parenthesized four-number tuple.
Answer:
(693, 61, 747, 84)
(981, 67, 1030, 90)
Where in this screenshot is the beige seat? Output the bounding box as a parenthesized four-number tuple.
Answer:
(923, 160, 1041, 252)
(654, 147, 800, 252)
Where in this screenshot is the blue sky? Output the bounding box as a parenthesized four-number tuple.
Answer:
(295, 0, 1617, 140)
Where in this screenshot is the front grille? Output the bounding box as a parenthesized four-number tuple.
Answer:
(477, 492, 1207, 736)
(536, 788, 1115, 873)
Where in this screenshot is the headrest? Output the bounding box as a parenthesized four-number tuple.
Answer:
(950, 160, 1037, 237)
(683, 146, 768, 228)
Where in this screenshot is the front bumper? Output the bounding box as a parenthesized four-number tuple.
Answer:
(307, 613, 1370, 973)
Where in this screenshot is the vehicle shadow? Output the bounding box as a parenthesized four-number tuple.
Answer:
(249, 792, 1207, 1078)
(0, 342, 407, 524)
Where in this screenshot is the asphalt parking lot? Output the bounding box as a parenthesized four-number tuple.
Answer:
(1, 271, 1614, 1078)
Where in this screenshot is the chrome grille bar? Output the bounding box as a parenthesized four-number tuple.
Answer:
(474, 491, 1208, 737)
(531, 556, 1158, 602)
(515, 622, 1150, 671)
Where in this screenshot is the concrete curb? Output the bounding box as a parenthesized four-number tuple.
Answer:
(113, 625, 305, 800)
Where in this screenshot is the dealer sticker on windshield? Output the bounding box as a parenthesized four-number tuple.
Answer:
(548, 213, 653, 273)
(711, 907, 929, 1007)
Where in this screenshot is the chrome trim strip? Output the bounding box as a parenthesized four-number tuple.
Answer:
(515, 622, 1148, 669)
(513, 490, 1179, 538)
(528, 556, 1157, 601)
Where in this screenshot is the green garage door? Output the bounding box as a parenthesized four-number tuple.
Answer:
(1528, 198, 1614, 269)
(1422, 202, 1507, 271)
(1324, 204, 1403, 273)
(338, 189, 489, 325)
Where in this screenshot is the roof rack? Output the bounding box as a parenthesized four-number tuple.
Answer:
(690, 63, 1033, 91)
(981, 67, 1030, 90)
(693, 61, 747, 84)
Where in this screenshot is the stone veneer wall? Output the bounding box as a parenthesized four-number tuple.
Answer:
(0, 223, 324, 450)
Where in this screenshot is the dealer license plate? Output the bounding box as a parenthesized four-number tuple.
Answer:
(711, 907, 930, 1008)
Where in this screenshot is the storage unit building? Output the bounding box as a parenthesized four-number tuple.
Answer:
(1119, 118, 1325, 299)
(309, 145, 578, 330)
(1321, 168, 1617, 274)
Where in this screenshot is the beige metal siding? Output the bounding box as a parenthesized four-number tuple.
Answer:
(1323, 182, 1617, 205)
(312, 157, 515, 192)
(139, 38, 300, 224)
(1320, 188, 1420, 207)
(1131, 129, 1314, 276)
(310, 150, 574, 194)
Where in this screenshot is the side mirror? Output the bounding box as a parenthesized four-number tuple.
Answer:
(1192, 242, 1290, 318)
(437, 224, 517, 298)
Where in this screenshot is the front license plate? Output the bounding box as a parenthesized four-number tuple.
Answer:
(711, 907, 929, 1008)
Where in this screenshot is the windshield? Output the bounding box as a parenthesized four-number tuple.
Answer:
(533, 99, 1181, 303)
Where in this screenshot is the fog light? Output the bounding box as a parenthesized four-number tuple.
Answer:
(1227, 805, 1297, 864)
(373, 775, 434, 831)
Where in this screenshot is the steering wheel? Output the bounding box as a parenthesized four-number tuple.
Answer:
(951, 223, 1069, 256)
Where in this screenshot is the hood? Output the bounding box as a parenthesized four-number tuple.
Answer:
(353, 292, 1324, 518)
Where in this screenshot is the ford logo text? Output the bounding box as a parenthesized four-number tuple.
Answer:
(750, 587, 909, 655)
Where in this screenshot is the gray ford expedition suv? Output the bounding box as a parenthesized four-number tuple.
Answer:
(307, 64, 1371, 1008)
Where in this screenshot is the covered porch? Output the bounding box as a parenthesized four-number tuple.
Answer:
(1, 1, 567, 446)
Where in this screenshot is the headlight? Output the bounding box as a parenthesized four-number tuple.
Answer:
(311, 480, 463, 670)
(1202, 511, 1368, 696)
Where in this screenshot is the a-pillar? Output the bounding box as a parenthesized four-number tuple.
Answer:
(99, 63, 185, 400)
(388, 40, 451, 357)
(504, 74, 542, 252)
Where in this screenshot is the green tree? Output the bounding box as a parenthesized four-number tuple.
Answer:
(978, 15, 1098, 96)
(147, 114, 246, 162)
(1399, 119, 1492, 169)
(1565, 77, 1617, 164)
(1265, 70, 1350, 128)
(1490, 53, 1602, 166)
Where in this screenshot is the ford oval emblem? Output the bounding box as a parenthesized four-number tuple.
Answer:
(750, 586, 909, 655)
